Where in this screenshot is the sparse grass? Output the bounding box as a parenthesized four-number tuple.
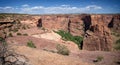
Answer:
(114, 39, 120, 50)
(27, 41, 36, 48)
(43, 49, 56, 53)
(93, 56, 104, 62)
(0, 37, 7, 45)
(22, 25, 26, 30)
(41, 27, 46, 31)
(17, 33, 22, 35)
(13, 28, 18, 32)
(0, 37, 4, 42)
(116, 39, 120, 44)
(54, 30, 83, 49)
(8, 33, 13, 37)
(9, 28, 12, 32)
(56, 44, 70, 55)
(111, 32, 120, 37)
(97, 56, 104, 61)
(27, 25, 30, 29)
(0, 15, 5, 19)
(3, 31, 6, 34)
(111, 31, 120, 50)
(23, 33, 28, 36)
(16, 19, 21, 24)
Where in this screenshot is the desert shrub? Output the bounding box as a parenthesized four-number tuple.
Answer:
(116, 39, 120, 44)
(111, 32, 120, 37)
(56, 44, 70, 55)
(96, 56, 104, 62)
(8, 33, 13, 37)
(0, 15, 4, 19)
(0, 37, 4, 42)
(114, 44, 120, 50)
(16, 19, 21, 24)
(116, 34, 120, 37)
(13, 28, 18, 32)
(23, 33, 28, 36)
(9, 28, 12, 32)
(17, 33, 22, 35)
(27, 25, 30, 29)
(3, 31, 6, 34)
(27, 41, 36, 48)
(54, 30, 83, 49)
(41, 27, 45, 30)
(22, 26, 26, 30)
(114, 39, 120, 50)
(0, 37, 7, 45)
(93, 56, 104, 62)
(43, 49, 56, 53)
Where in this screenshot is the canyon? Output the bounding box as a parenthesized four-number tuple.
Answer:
(0, 14, 120, 65)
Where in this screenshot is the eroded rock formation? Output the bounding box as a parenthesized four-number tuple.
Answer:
(83, 15, 113, 51)
(0, 14, 120, 51)
(0, 38, 31, 65)
(37, 14, 119, 51)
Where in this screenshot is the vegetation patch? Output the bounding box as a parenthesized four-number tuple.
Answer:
(56, 44, 70, 55)
(8, 33, 13, 37)
(111, 32, 120, 37)
(13, 28, 18, 32)
(0, 37, 5, 42)
(54, 30, 83, 49)
(0, 37, 7, 46)
(23, 33, 28, 36)
(114, 39, 120, 50)
(116, 39, 120, 44)
(22, 25, 26, 30)
(43, 49, 56, 53)
(27, 41, 36, 48)
(0, 15, 5, 19)
(93, 56, 104, 62)
(17, 33, 22, 35)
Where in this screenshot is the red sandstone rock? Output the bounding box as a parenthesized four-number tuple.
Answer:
(83, 15, 113, 51)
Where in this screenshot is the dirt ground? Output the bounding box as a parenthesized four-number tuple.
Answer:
(6, 28, 120, 65)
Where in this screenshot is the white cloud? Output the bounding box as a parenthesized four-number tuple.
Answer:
(22, 4, 29, 7)
(31, 6, 44, 10)
(0, 6, 14, 13)
(0, 6, 14, 10)
(61, 5, 70, 7)
(0, 5, 103, 14)
(4, 6, 12, 9)
(86, 5, 102, 10)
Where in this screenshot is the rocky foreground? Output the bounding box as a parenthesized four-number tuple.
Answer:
(0, 14, 120, 65)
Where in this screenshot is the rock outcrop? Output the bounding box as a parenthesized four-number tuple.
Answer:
(0, 39, 31, 65)
(69, 15, 85, 36)
(38, 14, 119, 51)
(41, 15, 69, 31)
(40, 15, 85, 36)
(110, 15, 120, 33)
(83, 15, 113, 51)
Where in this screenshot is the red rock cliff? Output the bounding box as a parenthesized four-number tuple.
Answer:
(37, 14, 120, 51)
(83, 15, 114, 51)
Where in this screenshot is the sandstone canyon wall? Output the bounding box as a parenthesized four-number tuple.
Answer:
(37, 14, 119, 51)
(0, 14, 120, 51)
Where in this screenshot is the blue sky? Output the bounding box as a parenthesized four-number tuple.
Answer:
(0, 0, 120, 14)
